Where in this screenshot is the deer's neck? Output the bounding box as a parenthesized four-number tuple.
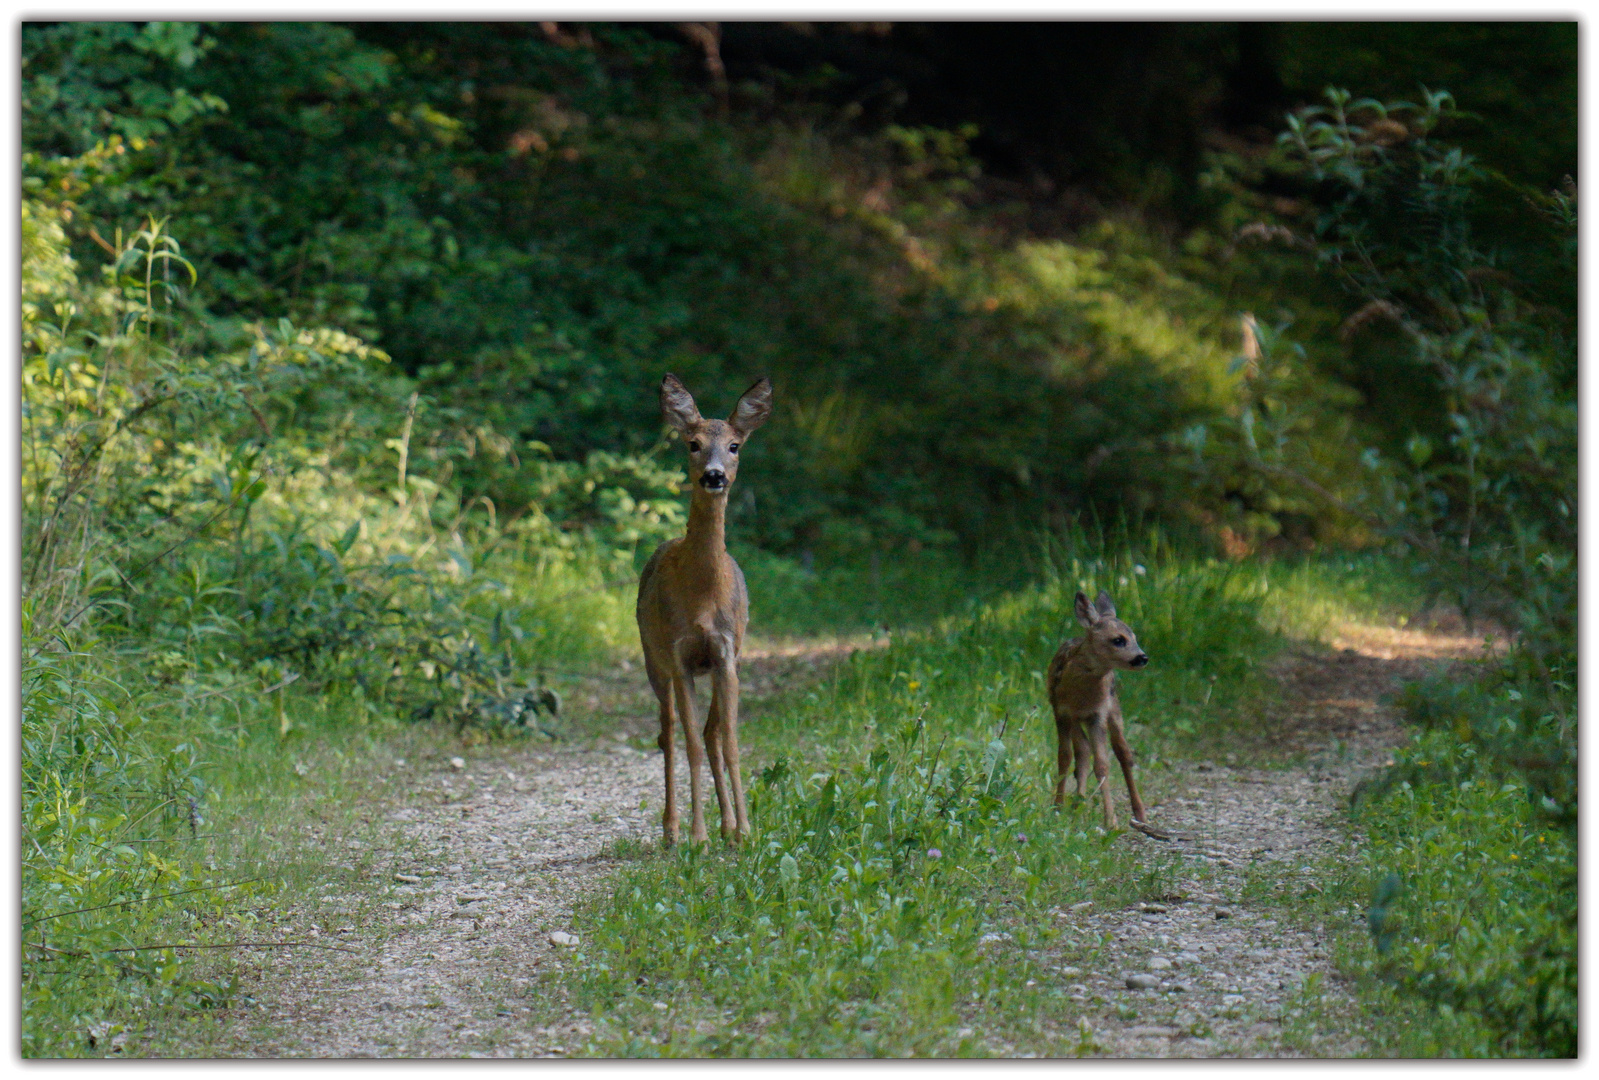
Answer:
(1065, 640, 1115, 682)
(684, 489, 728, 565)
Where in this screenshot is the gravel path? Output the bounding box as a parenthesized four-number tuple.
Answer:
(221, 624, 1485, 1058)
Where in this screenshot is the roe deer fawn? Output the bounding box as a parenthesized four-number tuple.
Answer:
(636, 373, 772, 846)
(1046, 590, 1169, 839)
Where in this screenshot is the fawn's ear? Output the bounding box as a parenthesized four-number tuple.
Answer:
(1095, 590, 1117, 619)
(660, 374, 702, 435)
(729, 377, 773, 436)
(1074, 591, 1099, 628)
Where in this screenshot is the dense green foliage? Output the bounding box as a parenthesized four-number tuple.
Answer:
(1272, 22, 1576, 192)
(20, 103, 675, 1050)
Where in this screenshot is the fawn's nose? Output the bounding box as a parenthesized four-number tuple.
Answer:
(1130, 653, 1149, 668)
(699, 468, 727, 491)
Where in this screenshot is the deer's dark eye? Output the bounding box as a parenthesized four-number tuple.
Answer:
(729, 443, 740, 454)
(1111, 636, 1127, 647)
(688, 440, 702, 452)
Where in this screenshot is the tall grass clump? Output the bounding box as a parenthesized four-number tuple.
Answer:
(21, 624, 252, 1056)
(570, 528, 1283, 1056)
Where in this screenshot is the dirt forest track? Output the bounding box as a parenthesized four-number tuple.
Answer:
(211, 625, 1487, 1058)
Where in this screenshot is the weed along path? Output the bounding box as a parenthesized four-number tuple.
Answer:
(209, 622, 1484, 1059)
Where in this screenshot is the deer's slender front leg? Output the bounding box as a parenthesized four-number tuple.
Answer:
(1088, 715, 1118, 830)
(714, 660, 749, 841)
(1108, 714, 1147, 824)
(657, 689, 679, 846)
(703, 681, 735, 843)
(672, 672, 709, 844)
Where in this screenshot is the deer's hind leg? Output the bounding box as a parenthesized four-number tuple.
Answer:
(703, 678, 736, 843)
(1109, 713, 1169, 839)
(1087, 715, 1118, 830)
(647, 662, 680, 846)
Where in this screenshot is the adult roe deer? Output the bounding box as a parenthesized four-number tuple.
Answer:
(636, 373, 772, 846)
(1046, 590, 1169, 839)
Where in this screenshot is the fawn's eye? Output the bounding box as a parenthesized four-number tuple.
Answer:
(688, 440, 702, 452)
(729, 443, 740, 454)
(1111, 636, 1127, 647)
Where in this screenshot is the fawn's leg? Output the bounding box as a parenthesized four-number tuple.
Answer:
(672, 673, 710, 845)
(1072, 720, 1092, 797)
(717, 660, 749, 841)
(1108, 715, 1148, 823)
(1109, 716, 1170, 839)
(1053, 714, 1073, 805)
(1088, 716, 1118, 830)
(703, 681, 735, 843)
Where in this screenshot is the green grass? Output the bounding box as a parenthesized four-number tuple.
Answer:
(1184, 640, 1574, 1059)
(1253, 549, 1428, 640)
(1234, 732, 1574, 1059)
(18, 528, 637, 1057)
(1346, 722, 1574, 1057)
(735, 544, 1030, 639)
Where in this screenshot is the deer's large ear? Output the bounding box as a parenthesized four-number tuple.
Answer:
(1074, 591, 1099, 628)
(660, 374, 702, 435)
(1095, 590, 1117, 619)
(728, 377, 773, 436)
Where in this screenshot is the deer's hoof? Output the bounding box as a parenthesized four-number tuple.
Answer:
(1131, 820, 1173, 842)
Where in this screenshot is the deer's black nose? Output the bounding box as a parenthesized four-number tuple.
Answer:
(1130, 653, 1149, 668)
(699, 469, 727, 491)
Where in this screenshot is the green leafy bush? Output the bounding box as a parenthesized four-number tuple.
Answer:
(1355, 722, 1576, 1057)
(21, 623, 253, 1055)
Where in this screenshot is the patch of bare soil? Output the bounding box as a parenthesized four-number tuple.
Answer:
(1047, 624, 1490, 1058)
(212, 637, 876, 1058)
